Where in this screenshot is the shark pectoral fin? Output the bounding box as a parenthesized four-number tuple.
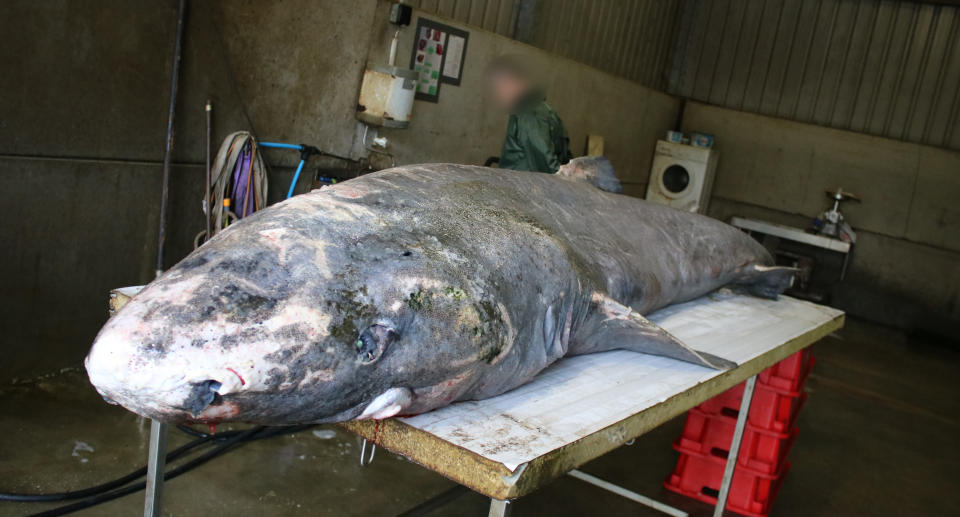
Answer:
(357, 387, 414, 420)
(687, 349, 738, 370)
(618, 312, 736, 370)
(576, 293, 737, 370)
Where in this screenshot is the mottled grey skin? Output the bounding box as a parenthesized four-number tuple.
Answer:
(86, 163, 788, 425)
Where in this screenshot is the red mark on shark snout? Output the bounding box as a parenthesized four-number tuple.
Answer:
(227, 367, 246, 386)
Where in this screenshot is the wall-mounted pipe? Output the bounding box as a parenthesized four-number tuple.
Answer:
(388, 29, 401, 67)
(155, 0, 188, 277)
(204, 99, 213, 242)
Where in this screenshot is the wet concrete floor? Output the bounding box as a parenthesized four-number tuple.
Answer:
(1, 317, 957, 516)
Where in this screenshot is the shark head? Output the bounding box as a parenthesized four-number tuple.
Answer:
(85, 192, 508, 425)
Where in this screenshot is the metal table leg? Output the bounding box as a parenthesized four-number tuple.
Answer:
(360, 438, 377, 466)
(713, 375, 757, 517)
(144, 419, 168, 517)
(488, 498, 511, 517)
(840, 245, 853, 281)
(569, 469, 687, 517)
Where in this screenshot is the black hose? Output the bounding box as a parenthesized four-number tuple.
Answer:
(26, 427, 263, 517)
(1, 424, 314, 505)
(176, 423, 211, 439)
(396, 485, 470, 517)
(1, 431, 223, 502)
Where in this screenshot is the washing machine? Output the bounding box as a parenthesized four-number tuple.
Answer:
(645, 140, 718, 213)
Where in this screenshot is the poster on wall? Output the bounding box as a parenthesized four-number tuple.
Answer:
(409, 18, 469, 102)
(441, 31, 468, 85)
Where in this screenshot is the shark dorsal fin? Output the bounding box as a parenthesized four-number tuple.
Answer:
(556, 156, 622, 193)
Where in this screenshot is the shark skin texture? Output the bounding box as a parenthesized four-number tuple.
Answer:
(85, 161, 792, 426)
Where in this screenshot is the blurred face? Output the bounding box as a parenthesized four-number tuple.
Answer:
(487, 71, 528, 111)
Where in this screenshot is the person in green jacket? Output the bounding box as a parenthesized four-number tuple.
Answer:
(486, 55, 572, 173)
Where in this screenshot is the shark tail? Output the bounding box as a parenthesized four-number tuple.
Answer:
(735, 265, 798, 299)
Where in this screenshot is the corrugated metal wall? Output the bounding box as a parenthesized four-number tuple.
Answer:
(523, 0, 684, 90)
(403, 0, 523, 37)
(406, 0, 684, 90)
(667, 0, 960, 150)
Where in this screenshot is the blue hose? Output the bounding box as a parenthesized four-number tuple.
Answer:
(287, 160, 306, 199)
(260, 141, 315, 199)
(259, 142, 301, 151)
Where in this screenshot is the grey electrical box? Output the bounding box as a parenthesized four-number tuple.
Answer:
(390, 3, 412, 26)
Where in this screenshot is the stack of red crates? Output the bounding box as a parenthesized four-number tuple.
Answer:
(664, 348, 816, 516)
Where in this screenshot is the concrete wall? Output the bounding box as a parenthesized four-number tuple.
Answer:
(681, 101, 960, 338)
(0, 0, 380, 381)
(0, 0, 680, 381)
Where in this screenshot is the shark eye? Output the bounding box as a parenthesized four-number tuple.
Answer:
(357, 324, 398, 365)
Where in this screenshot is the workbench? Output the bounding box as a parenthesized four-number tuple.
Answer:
(730, 216, 853, 281)
(110, 287, 843, 517)
(342, 291, 844, 516)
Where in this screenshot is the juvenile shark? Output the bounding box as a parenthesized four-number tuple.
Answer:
(85, 159, 792, 425)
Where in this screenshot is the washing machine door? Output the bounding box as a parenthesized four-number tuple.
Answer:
(659, 163, 690, 198)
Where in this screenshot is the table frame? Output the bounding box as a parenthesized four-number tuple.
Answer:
(730, 216, 853, 281)
(117, 284, 841, 517)
(139, 379, 766, 517)
(370, 375, 761, 517)
(340, 312, 839, 504)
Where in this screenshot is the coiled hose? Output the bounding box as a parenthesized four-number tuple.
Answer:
(195, 131, 269, 247)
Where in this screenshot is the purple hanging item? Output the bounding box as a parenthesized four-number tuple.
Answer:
(231, 143, 256, 218)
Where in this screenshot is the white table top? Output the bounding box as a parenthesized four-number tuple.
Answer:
(730, 217, 851, 253)
(396, 291, 843, 472)
(109, 284, 843, 498)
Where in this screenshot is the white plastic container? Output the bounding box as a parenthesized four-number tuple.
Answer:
(356, 66, 418, 128)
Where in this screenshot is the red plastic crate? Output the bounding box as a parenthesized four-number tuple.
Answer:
(664, 452, 790, 517)
(758, 349, 816, 392)
(675, 409, 797, 475)
(698, 381, 807, 433)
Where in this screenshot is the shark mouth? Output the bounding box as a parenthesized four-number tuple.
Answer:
(183, 379, 223, 417)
